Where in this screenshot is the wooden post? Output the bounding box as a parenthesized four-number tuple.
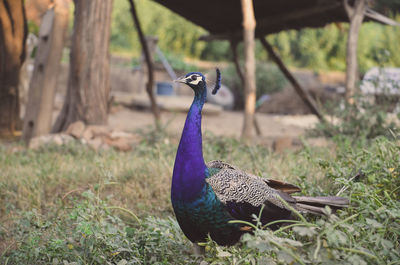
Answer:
(260, 37, 325, 121)
(344, 0, 367, 104)
(128, 0, 160, 125)
(23, 0, 69, 143)
(230, 39, 261, 136)
(240, 0, 257, 139)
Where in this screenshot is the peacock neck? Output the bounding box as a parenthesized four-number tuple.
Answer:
(172, 90, 207, 202)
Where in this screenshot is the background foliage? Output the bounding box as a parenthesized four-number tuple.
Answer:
(110, 0, 400, 73)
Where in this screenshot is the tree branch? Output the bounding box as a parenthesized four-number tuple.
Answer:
(127, 0, 160, 124)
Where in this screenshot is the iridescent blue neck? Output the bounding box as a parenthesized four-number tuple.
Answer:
(172, 88, 207, 202)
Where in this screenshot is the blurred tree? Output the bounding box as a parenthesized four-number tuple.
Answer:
(373, 0, 400, 14)
(241, 0, 257, 139)
(23, 0, 70, 143)
(0, 0, 28, 137)
(52, 0, 113, 132)
(109, 0, 399, 72)
(25, 0, 52, 25)
(111, 0, 205, 57)
(344, 0, 367, 104)
(127, 0, 160, 125)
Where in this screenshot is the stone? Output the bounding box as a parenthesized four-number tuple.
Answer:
(28, 133, 74, 149)
(87, 137, 103, 151)
(104, 137, 132, 152)
(109, 129, 135, 139)
(53, 134, 63, 145)
(65, 121, 85, 138)
(60, 134, 74, 144)
(82, 128, 94, 141)
(85, 125, 109, 138)
(28, 136, 46, 149)
(273, 136, 293, 153)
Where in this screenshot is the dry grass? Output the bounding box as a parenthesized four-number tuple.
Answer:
(0, 129, 335, 224)
(1, 128, 399, 264)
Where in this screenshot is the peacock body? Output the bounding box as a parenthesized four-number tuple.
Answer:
(171, 71, 348, 250)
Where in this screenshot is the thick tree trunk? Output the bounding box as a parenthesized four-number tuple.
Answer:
(23, 0, 70, 143)
(240, 0, 257, 139)
(52, 0, 112, 132)
(344, 0, 367, 104)
(0, 0, 28, 137)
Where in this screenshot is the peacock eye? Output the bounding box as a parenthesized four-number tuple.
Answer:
(191, 75, 197, 81)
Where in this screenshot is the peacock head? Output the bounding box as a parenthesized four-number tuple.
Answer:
(174, 69, 221, 95)
(174, 72, 206, 93)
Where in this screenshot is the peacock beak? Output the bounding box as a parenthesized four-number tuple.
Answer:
(174, 76, 188, 84)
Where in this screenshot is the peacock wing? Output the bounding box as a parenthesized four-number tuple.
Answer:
(205, 161, 295, 210)
(206, 160, 301, 194)
(205, 162, 296, 225)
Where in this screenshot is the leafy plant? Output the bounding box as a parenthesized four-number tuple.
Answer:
(312, 95, 399, 141)
(222, 61, 287, 109)
(1, 127, 399, 264)
(109, 0, 400, 72)
(200, 136, 400, 265)
(154, 51, 198, 72)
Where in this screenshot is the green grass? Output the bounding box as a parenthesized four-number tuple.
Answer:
(0, 129, 399, 264)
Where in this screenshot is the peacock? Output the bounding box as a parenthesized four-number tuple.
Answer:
(171, 69, 349, 254)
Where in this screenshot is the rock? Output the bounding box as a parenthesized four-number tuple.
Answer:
(85, 125, 109, 138)
(60, 134, 74, 144)
(82, 128, 94, 141)
(87, 137, 103, 151)
(273, 136, 293, 153)
(109, 129, 136, 139)
(28, 137, 44, 149)
(53, 134, 64, 145)
(28, 133, 74, 149)
(104, 137, 132, 152)
(100, 143, 111, 151)
(65, 121, 85, 138)
(29, 134, 53, 149)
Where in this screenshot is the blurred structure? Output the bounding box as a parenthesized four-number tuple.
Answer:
(23, 0, 70, 144)
(153, 0, 399, 137)
(360, 67, 400, 112)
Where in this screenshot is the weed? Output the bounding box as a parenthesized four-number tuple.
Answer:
(0, 129, 399, 264)
(311, 95, 399, 142)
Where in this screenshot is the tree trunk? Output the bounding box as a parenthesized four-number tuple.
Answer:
(52, 0, 112, 132)
(0, 0, 28, 137)
(344, 0, 367, 104)
(23, 0, 70, 143)
(240, 0, 257, 139)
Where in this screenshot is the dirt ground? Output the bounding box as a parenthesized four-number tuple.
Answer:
(104, 59, 323, 144)
(20, 58, 329, 149)
(108, 105, 320, 145)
